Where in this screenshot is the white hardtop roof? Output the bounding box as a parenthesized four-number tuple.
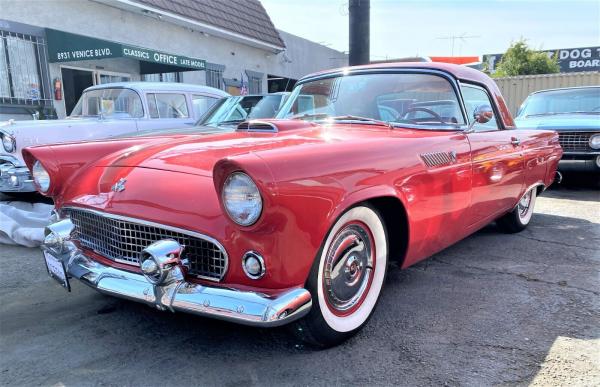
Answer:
(85, 82, 229, 96)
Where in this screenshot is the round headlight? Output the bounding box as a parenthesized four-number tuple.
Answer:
(1, 133, 15, 153)
(32, 160, 51, 192)
(589, 134, 600, 149)
(222, 172, 262, 226)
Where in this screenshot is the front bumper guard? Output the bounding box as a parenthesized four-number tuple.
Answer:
(42, 220, 312, 327)
(0, 161, 35, 192)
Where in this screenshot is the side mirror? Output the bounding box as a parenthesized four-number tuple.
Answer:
(465, 104, 494, 133)
(474, 104, 494, 124)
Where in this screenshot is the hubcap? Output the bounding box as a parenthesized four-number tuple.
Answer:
(323, 223, 375, 315)
(518, 190, 532, 218)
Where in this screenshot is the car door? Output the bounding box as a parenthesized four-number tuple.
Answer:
(140, 92, 194, 131)
(461, 83, 525, 228)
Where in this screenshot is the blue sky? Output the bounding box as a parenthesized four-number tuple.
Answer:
(261, 0, 600, 59)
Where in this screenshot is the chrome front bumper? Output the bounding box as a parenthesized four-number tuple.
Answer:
(559, 155, 600, 172)
(42, 219, 312, 327)
(0, 159, 35, 192)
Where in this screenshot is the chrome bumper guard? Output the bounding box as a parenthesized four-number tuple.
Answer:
(43, 219, 312, 327)
(0, 162, 35, 192)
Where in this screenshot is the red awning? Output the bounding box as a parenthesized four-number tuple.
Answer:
(429, 56, 480, 65)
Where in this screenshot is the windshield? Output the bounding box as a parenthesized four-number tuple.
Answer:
(276, 72, 466, 128)
(198, 95, 273, 126)
(517, 88, 600, 117)
(70, 88, 144, 118)
(248, 95, 285, 119)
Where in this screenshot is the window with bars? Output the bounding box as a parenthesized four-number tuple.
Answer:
(0, 30, 51, 106)
(245, 70, 263, 95)
(249, 76, 262, 94)
(141, 72, 181, 83)
(206, 68, 224, 90)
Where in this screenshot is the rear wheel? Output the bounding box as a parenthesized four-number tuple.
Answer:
(496, 187, 537, 233)
(293, 205, 388, 348)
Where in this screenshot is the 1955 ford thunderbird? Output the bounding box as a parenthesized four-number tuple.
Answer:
(24, 63, 562, 347)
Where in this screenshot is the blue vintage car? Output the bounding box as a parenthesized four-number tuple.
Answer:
(515, 86, 600, 173)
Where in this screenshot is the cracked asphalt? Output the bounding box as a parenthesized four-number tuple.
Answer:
(1, 179, 598, 386)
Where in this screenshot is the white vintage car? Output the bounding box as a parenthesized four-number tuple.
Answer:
(0, 82, 228, 194)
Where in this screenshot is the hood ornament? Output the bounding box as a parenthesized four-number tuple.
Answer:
(111, 178, 127, 192)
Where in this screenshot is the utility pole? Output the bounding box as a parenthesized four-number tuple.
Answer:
(349, 0, 370, 65)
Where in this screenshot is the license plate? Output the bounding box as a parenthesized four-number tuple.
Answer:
(43, 251, 71, 292)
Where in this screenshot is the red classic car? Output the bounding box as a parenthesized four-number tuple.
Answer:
(25, 63, 562, 347)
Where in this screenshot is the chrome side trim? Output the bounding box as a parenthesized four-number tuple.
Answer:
(63, 206, 229, 282)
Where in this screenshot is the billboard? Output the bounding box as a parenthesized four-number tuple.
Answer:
(483, 46, 600, 73)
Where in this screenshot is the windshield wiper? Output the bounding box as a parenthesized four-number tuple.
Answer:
(213, 119, 245, 125)
(292, 113, 391, 128)
(329, 115, 392, 128)
(291, 113, 331, 120)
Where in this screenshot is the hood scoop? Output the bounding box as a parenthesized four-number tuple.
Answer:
(236, 120, 278, 133)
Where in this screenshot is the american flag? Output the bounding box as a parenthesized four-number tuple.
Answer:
(240, 73, 248, 95)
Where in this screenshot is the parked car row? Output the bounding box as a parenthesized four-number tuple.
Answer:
(0, 84, 291, 194)
(19, 62, 564, 347)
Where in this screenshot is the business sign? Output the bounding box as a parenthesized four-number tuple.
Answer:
(483, 46, 600, 73)
(46, 29, 205, 70)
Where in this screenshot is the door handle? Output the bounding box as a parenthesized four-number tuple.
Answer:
(510, 137, 520, 146)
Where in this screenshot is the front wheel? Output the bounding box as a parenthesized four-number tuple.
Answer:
(293, 205, 388, 348)
(496, 187, 537, 233)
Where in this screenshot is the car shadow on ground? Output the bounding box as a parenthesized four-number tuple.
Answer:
(50, 210, 596, 385)
(1, 183, 598, 385)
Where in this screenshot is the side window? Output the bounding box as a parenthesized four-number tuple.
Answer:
(192, 95, 218, 118)
(147, 93, 189, 119)
(147, 94, 159, 118)
(460, 84, 499, 130)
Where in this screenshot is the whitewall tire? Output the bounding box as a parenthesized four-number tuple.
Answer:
(294, 204, 388, 347)
(497, 187, 537, 233)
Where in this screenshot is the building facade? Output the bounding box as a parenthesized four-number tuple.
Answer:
(1, 0, 347, 120)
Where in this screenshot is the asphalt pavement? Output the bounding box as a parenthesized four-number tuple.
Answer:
(0, 178, 598, 386)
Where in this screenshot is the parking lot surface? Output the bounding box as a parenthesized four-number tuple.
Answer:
(1, 183, 598, 386)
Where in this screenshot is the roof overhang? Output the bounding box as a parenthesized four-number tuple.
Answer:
(92, 0, 286, 54)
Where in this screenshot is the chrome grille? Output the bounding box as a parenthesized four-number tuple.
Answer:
(558, 132, 593, 152)
(65, 207, 227, 281)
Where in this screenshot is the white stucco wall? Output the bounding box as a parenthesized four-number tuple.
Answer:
(2, 0, 348, 117)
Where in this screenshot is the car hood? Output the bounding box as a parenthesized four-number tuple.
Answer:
(515, 114, 600, 131)
(94, 126, 323, 177)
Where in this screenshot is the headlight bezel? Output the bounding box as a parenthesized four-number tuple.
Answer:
(32, 160, 51, 193)
(221, 171, 263, 227)
(589, 134, 600, 150)
(1, 132, 16, 153)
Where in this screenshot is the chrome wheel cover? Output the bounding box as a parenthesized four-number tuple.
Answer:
(322, 223, 375, 315)
(518, 190, 533, 220)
